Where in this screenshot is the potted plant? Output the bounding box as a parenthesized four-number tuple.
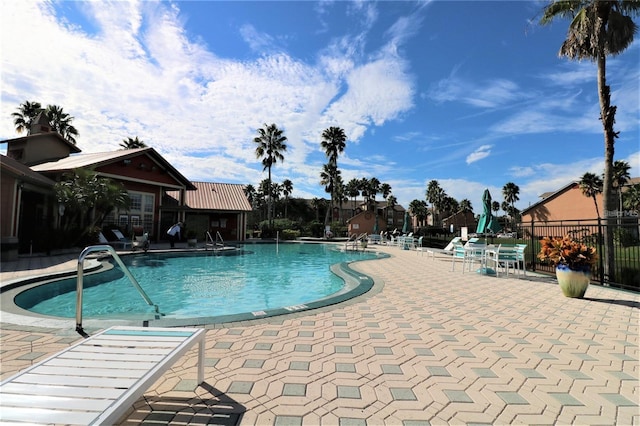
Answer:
(186, 230, 198, 248)
(537, 235, 598, 298)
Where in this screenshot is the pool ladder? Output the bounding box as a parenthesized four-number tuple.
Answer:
(345, 233, 367, 251)
(205, 231, 225, 251)
(75, 245, 162, 337)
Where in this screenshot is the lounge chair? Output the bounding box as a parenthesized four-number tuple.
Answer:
(111, 229, 132, 249)
(0, 326, 205, 425)
(426, 236, 461, 260)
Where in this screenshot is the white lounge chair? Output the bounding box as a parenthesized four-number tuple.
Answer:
(0, 326, 205, 425)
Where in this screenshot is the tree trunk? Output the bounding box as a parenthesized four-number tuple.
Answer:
(595, 11, 617, 283)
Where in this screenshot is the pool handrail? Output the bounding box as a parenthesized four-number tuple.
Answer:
(205, 231, 225, 250)
(76, 245, 161, 337)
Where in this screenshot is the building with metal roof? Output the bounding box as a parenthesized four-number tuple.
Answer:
(1, 124, 252, 255)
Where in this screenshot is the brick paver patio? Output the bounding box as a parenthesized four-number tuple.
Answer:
(1, 244, 638, 425)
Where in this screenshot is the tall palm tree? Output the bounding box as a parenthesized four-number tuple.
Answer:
(366, 177, 381, 212)
(502, 182, 520, 230)
(120, 137, 147, 149)
(320, 127, 347, 218)
(579, 172, 604, 218)
(320, 163, 340, 225)
(386, 194, 397, 226)
(45, 105, 79, 144)
(612, 160, 631, 220)
(334, 176, 347, 223)
(12, 100, 42, 134)
(540, 0, 639, 282)
(380, 183, 392, 222)
(254, 123, 288, 227)
(282, 179, 293, 219)
(345, 178, 361, 216)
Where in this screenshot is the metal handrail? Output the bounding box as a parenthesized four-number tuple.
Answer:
(205, 231, 226, 250)
(76, 245, 161, 336)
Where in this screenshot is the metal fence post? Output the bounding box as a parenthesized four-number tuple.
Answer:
(597, 217, 605, 286)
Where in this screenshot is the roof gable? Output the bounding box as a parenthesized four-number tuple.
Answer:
(31, 147, 195, 189)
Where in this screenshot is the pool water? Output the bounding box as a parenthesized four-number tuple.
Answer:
(15, 243, 380, 320)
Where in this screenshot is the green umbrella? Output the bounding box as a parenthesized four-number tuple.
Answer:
(476, 189, 501, 234)
(372, 212, 379, 233)
(402, 212, 410, 234)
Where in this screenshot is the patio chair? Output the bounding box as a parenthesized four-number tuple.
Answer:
(450, 241, 466, 271)
(111, 229, 132, 249)
(487, 244, 527, 277)
(462, 242, 487, 273)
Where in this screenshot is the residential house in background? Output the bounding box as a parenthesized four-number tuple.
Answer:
(521, 178, 639, 224)
(1, 121, 252, 255)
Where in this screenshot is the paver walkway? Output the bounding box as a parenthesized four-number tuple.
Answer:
(1, 244, 638, 425)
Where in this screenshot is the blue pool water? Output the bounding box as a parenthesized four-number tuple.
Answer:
(15, 243, 381, 320)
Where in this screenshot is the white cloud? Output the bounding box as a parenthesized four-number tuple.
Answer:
(466, 145, 492, 165)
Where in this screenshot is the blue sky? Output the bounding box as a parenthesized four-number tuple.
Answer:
(1, 1, 638, 214)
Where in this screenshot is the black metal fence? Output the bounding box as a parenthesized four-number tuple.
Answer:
(522, 218, 640, 292)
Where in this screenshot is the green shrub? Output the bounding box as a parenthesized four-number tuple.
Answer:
(280, 229, 300, 240)
(614, 228, 638, 247)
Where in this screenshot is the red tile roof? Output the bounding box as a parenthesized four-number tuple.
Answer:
(168, 182, 252, 212)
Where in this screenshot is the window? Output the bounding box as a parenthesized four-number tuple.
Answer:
(119, 191, 155, 232)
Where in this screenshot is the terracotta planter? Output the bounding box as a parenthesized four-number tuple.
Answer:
(556, 266, 590, 298)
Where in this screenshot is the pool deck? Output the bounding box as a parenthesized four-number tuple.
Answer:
(1, 243, 638, 425)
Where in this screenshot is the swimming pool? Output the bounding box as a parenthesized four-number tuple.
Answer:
(13, 243, 385, 324)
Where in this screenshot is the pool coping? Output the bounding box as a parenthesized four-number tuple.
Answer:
(0, 244, 390, 330)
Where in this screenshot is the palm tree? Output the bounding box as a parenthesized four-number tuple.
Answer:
(320, 127, 347, 165)
(282, 179, 293, 219)
(492, 201, 500, 216)
(409, 199, 429, 228)
(612, 160, 631, 220)
(12, 101, 42, 134)
(380, 183, 392, 222)
(311, 198, 322, 222)
(459, 199, 473, 228)
(243, 184, 257, 206)
(54, 169, 130, 236)
(386, 194, 398, 226)
(366, 177, 381, 212)
(254, 123, 288, 227)
(120, 137, 147, 149)
(540, 0, 639, 282)
(320, 127, 347, 220)
(426, 180, 443, 226)
(45, 105, 79, 144)
(623, 183, 640, 211)
(320, 163, 340, 225)
(579, 172, 604, 218)
(502, 182, 520, 230)
(345, 178, 361, 216)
